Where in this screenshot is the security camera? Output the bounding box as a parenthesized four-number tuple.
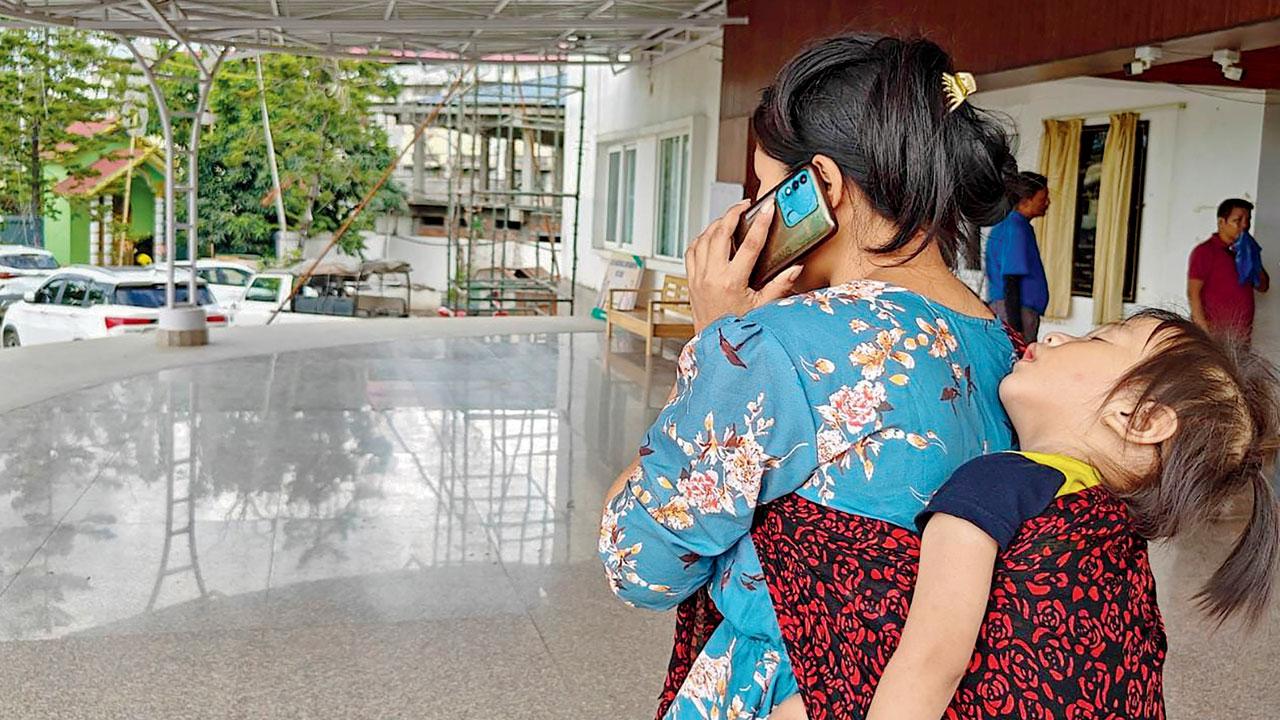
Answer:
(1135, 46, 1163, 65)
(1123, 46, 1161, 77)
(1213, 49, 1241, 66)
(1214, 48, 1244, 81)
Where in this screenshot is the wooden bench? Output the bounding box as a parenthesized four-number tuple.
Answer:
(605, 274, 695, 357)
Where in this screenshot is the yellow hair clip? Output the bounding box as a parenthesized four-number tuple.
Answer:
(942, 71, 977, 113)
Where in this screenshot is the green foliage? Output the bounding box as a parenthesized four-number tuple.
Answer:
(155, 52, 404, 258)
(0, 28, 122, 217)
(0, 30, 403, 258)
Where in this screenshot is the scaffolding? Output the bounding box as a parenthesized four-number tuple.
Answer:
(431, 65, 583, 317)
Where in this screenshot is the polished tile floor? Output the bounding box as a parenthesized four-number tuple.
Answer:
(0, 331, 1275, 718)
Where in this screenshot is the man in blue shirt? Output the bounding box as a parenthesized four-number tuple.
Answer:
(986, 172, 1051, 341)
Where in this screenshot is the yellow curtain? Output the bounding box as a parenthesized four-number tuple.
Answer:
(1035, 119, 1083, 320)
(1091, 113, 1139, 324)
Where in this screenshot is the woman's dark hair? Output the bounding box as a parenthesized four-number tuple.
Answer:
(1109, 308, 1280, 622)
(751, 34, 1019, 267)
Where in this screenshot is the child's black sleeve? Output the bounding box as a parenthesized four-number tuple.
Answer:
(915, 453, 1063, 549)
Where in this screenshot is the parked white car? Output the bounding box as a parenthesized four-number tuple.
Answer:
(172, 260, 256, 306)
(230, 271, 358, 326)
(0, 245, 60, 315)
(1, 266, 228, 347)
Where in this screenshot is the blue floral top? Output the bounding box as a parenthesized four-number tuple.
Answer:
(599, 281, 1016, 719)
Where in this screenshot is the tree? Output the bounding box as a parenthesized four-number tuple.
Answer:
(157, 52, 404, 258)
(0, 28, 122, 218)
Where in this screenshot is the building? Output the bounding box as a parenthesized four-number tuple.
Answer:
(372, 65, 576, 315)
(47, 119, 163, 266)
(565, 3, 1280, 353)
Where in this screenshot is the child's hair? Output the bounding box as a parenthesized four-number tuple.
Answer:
(1108, 308, 1280, 622)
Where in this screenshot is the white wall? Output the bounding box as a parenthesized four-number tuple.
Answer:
(1252, 92, 1280, 355)
(565, 70, 1275, 335)
(561, 46, 723, 297)
(974, 77, 1268, 337)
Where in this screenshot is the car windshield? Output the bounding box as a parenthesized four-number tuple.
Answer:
(244, 277, 282, 302)
(113, 284, 216, 308)
(221, 268, 253, 286)
(3, 254, 59, 270)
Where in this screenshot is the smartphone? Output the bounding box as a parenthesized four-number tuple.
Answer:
(732, 164, 838, 290)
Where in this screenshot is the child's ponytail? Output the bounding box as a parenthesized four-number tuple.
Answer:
(1196, 458, 1280, 622)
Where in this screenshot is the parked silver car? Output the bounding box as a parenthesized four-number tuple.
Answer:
(0, 245, 60, 316)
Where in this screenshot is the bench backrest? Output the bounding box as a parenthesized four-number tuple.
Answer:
(662, 275, 691, 306)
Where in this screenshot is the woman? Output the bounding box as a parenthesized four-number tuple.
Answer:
(599, 35, 1022, 719)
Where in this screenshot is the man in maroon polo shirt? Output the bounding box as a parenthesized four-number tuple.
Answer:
(1188, 198, 1270, 341)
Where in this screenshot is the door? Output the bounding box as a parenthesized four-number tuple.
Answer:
(216, 266, 253, 305)
(85, 282, 111, 339)
(21, 278, 66, 344)
(46, 276, 91, 343)
(235, 275, 287, 325)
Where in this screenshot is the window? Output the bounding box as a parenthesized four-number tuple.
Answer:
(1070, 121, 1150, 302)
(605, 151, 620, 244)
(597, 118, 702, 259)
(60, 278, 88, 306)
(604, 146, 636, 247)
(245, 276, 283, 303)
(86, 283, 109, 306)
(34, 279, 64, 304)
(113, 284, 216, 308)
(655, 133, 691, 258)
(220, 268, 253, 287)
(622, 147, 636, 245)
(1, 253, 59, 271)
(199, 267, 251, 286)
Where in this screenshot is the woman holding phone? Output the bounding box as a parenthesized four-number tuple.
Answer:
(600, 35, 1022, 718)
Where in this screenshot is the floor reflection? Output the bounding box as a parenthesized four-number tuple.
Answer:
(0, 332, 672, 648)
(5, 329, 1270, 717)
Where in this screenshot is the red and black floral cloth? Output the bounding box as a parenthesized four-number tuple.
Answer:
(656, 326, 1166, 720)
(657, 487, 1167, 720)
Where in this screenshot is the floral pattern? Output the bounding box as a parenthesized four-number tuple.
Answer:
(602, 281, 1016, 720)
(669, 640, 783, 720)
(746, 488, 1166, 720)
(800, 297, 964, 501)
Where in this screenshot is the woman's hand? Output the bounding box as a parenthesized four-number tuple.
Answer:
(685, 200, 804, 333)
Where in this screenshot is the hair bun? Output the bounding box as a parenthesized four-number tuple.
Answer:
(752, 33, 1018, 267)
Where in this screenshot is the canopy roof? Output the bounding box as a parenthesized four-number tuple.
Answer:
(0, 0, 741, 64)
(287, 258, 412, 276)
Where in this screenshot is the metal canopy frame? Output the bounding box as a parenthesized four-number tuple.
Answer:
(0, 0, 742, 64)
(0, 1, 733, 331)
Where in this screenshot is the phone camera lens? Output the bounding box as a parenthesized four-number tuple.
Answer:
(791, 181, 799, 191)
(799, 174, 808, 184)
(783, 186, 792, 196)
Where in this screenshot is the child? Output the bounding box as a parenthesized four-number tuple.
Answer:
(772, 309, 1280, 719)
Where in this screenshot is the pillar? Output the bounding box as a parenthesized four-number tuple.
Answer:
(1251, 91, 1280, 353)
(412, 126, 426, 200)
(479, 132, 491, 191)
(520, 129, 537, 191)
